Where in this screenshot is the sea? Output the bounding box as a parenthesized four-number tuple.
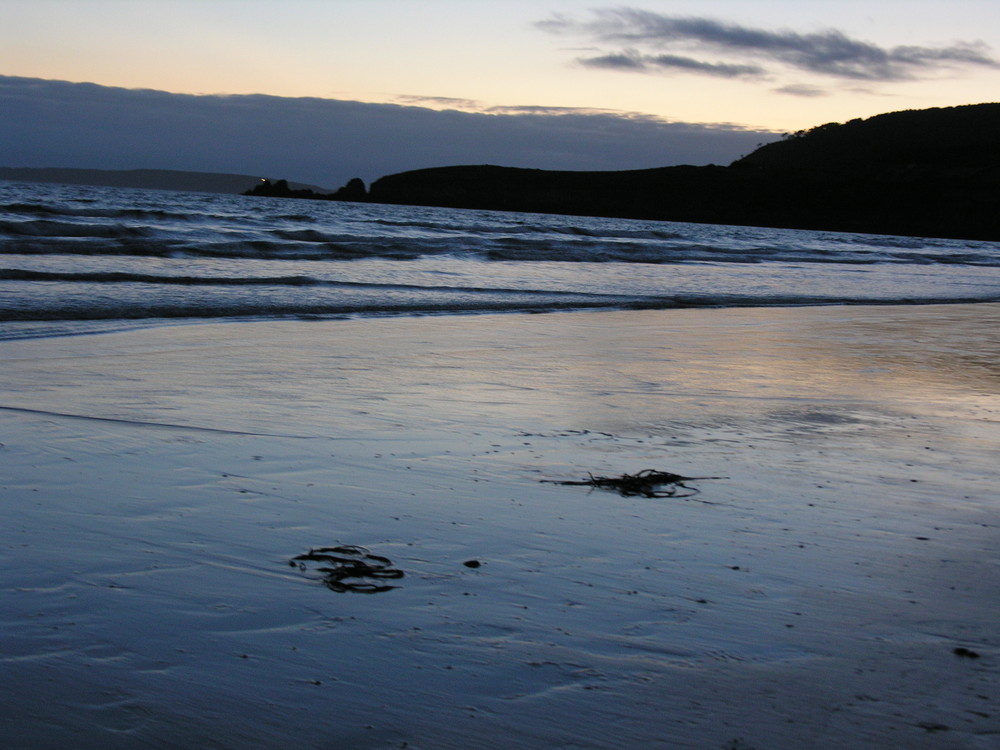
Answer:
(3, 179, 1000, 341)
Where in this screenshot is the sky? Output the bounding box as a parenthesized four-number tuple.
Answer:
(3, 0, 1000, 187)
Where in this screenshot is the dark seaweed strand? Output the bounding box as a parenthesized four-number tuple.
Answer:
(291, 545, 404, 593)
(542, 469, 725, 499)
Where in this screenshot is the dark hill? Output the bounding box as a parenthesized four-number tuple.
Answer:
(366, 104, 1000, 241)
(733, 103, 1000, 171)
(371, 164, 748, 221)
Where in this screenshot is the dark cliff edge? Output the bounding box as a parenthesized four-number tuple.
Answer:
(253, 103, 1000, 241)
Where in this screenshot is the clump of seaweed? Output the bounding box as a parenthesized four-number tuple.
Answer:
(544, 469, 721, 499)
(290, 545, 404, 593)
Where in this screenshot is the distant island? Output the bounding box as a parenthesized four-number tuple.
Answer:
(0, 167, 331, 195)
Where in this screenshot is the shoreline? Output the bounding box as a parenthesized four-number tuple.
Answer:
(6, 294, 1000, 346)
(2, 303, 998, 749)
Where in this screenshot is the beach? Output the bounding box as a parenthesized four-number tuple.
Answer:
(1, 303, 998, 749)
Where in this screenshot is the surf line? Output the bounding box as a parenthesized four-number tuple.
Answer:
(0, 404, 330, 439)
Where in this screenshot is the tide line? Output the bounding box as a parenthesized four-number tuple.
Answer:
(0, 404, 331, 439)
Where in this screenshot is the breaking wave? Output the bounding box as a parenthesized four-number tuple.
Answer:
(2, 180, 1000, 338)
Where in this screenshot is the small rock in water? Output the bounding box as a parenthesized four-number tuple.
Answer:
(463, 559, 482, 568)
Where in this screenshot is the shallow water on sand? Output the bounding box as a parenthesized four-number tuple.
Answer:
(2, 305, 998, 749)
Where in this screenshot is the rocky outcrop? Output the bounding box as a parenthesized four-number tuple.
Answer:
(243, 178, 368, 202)
(330, 177, 367, 201)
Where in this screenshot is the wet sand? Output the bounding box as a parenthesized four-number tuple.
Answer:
(1, 304, 998, 749)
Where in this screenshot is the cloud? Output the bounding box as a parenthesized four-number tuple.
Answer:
(578, 52, 648, 71)
(774, 84, 829, 98)
(539, 8, 999, 83)
(393, 94, 483, 110)
(0, 76, 778, 187)
(581, 49, 765, 78)
(391, 96, 647, 119)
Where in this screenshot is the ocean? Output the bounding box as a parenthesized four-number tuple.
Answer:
(3, 179, 1000, 341)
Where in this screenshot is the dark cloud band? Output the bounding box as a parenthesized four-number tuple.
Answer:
(539, 8, 998, 82)
(0, 76, 778, 188)
(581, 50, 765, 79)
